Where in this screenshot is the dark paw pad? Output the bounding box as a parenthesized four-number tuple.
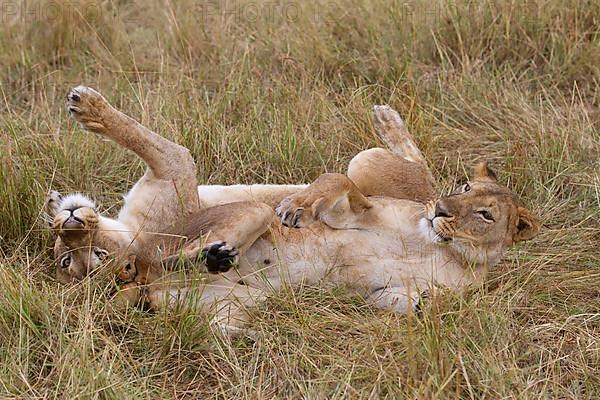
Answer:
(200, 241, 239, 273)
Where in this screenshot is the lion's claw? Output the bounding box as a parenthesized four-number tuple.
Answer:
(275, 199, 304, 228)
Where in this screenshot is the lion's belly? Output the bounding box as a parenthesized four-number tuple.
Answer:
(235, 224, 337, 291)
(234, 222, 474, 295)
(331, 254, 444, 295)
(235, 225, 439, 292)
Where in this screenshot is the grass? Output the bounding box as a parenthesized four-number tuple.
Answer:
(0, 0, 598, 398)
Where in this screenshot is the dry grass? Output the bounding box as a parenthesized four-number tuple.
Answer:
(0, 0, 598, 398)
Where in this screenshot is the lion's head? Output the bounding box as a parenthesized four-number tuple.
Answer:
(44, 191, 136, 283)
(429, 162, 540, 266)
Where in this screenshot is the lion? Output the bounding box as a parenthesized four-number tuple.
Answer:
(46, 86, 539, 332)
(45, 86, 304, 284)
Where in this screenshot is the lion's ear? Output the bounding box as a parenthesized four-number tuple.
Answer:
(513, 206, 540, 242)
(474, 161, 498, 182)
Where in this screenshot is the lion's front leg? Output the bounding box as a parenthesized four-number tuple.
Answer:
(161, 240, 241, 274)
(66, 85, 199, 212)
(151, 201, 274, 274)
(275, 173, 373, 229)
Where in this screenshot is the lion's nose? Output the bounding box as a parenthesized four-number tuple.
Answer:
(434, 202, 452, 219)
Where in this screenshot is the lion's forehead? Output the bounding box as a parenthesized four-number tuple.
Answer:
(447, 184, 520, 212)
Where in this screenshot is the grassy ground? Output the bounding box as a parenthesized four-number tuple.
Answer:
(0, 0, 598, 398)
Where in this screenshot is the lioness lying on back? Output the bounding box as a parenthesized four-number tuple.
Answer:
(45, 86, 539, 331)
(45, 86, 305, 283)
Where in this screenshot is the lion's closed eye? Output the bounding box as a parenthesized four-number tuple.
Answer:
(475, 209, 494, 222)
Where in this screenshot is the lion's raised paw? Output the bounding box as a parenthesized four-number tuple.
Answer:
(66, 85, 110, 133)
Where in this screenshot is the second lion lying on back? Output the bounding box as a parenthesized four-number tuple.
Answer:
(46, 86, 539, 331)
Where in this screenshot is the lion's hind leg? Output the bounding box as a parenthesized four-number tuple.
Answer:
(371, 105, 430, 168)
(347, 105, 436, 203)
(347, 148, 436, 203)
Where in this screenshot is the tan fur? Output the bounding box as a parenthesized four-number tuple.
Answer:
(371, 105, 436, 189)
(46, 91, 539, 334)
(48, 87, 308, 285)
(47, 86, 200, 283)
(198, 184, 307, 208)
(347, 106, 435, 203)
(140, 164, 539, 333)
(132, 117, 538, 333)
(347, 148, 435, 203)
(206, 164, 536, 331)
(275, 173, 373, 229)
(108, 202, 275, 312)
(134, 202, 274, 280)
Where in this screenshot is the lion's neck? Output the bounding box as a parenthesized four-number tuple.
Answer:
(96, 216, 137, 250)
(442, 244, 505, 288)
